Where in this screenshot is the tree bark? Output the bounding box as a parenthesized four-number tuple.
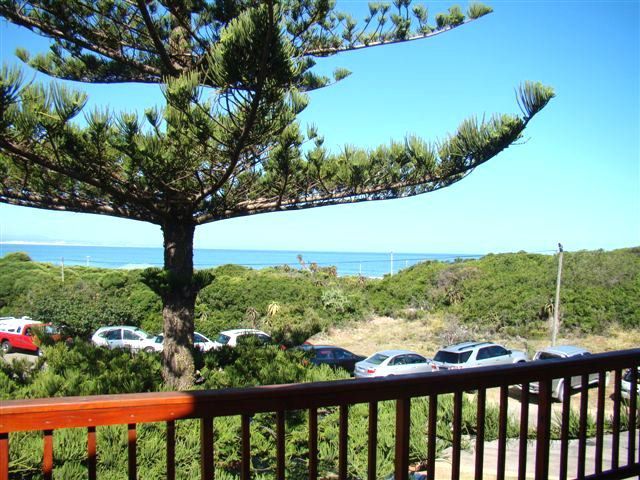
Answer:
(161, 219, 197, 390)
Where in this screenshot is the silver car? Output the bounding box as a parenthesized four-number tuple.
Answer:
(354, 350, 438, 378)
(433, 341, 528, 370)
(528, 345, 606, 402)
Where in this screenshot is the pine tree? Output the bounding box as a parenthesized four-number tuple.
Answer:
(0, 0, 554, 389)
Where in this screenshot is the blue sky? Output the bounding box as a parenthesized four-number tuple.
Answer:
(0, 1, 638, 254)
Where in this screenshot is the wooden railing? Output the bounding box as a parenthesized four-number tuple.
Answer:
(1, 348, 638, 480)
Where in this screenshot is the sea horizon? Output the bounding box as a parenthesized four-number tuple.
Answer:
(0, 242, 480, 277)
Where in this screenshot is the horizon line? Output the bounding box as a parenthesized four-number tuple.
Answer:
(0, 240, 484, 257)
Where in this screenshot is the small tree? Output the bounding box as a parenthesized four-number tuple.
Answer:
(0, 0, 554, 389)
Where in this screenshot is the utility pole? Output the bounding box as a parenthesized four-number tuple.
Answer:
(551, 243, 564, 346)
(61, 257, 65, 283)
(390, 251, 394, 276)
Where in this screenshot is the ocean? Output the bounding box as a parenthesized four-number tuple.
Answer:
(0, 243, 479, 277)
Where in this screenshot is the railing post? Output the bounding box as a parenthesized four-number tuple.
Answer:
(339, 405, 349, 480)
(559, 377, 571, 480)
(241, 415, 251, 480)
(427, 395, 437, 480)
(475, 389, 486, 480)
(166, 421, 175, 480)
(87, 426, 97, 480)
(518, 383, 529, 480)
(200, 416, 214, 480)
(497, 385, 508, 480)
(577, 374, 589, 478)
(535, 378, 552, 480)
(394, 398, 410, 480)
(595, 372, 606, 474)
(276, 411, 285, 480)
(127, 424, 136, 480)
(0, 433, 8, 480)
(612, 369, 622, 469)
(308, 408, 318, 480)
(452, 391, 462, 480)
(627, 366, 637, 466)
(368, 402, 378, 480)
(43, 429, 53, 480)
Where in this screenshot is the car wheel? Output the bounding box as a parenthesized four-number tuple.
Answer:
(143, 347, 155, 353)
(1, 340, 12, 354)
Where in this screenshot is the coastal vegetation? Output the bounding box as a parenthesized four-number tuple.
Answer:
(1, 247, 638, 343)
(1, 247, 639, 478)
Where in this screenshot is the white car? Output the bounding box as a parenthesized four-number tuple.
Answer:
(433, 341, 528, 370)
(354, 350, 438, 378)
(152, 332, 216, 353)
(91, 326, 158, 352)
(528, 345, 606, 402)
(212, 329, 272, 349)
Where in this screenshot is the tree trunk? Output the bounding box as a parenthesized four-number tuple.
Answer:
(161, 219, 197, 390)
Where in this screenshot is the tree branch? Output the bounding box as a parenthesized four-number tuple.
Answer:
(0, 5, 162, 78)
(136, 0, 179, 75)
(305, 19, 475, 56)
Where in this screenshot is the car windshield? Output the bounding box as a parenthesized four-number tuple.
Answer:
(536, 352, 562, 360)
(216, 334, 230, 345)
(365, 353, 389, 365)
(134, 328, 155, 339)
(434, 350, 472, 364)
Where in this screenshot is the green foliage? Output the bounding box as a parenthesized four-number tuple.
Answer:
(1, 341, 163, 400)
(2, 247, 638, 344)
(0, 253, 163, 337)
(368, 248, 640, 335)
(195, 265, 368, 342)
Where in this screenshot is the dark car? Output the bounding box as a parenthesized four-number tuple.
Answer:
(300, 345, 366, 374)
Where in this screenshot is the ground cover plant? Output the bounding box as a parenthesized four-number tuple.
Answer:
(3, 341, 637, 479)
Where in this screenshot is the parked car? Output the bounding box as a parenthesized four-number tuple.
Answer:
(91, 326, 158, 352)
(0, 317, 59, 354)
(433, 341, 528, 370)
(153, 332, 216, 353)
(622, 367, 640, 401)
(354, 350, 438, 378)
(212, 329, 272, 349)
(298, 345, 365, 374)
(528, 345, 605, 402)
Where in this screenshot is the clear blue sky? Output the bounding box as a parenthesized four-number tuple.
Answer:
(0, 1, 638, 254)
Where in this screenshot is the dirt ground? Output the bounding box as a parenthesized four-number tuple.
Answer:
(308, 315, 640, 360)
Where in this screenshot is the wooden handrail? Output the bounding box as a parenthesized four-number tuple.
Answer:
(0, 348, 638, 480)
(2, 349, 638, 433)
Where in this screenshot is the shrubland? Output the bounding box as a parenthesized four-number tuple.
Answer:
(1, 247, 638, 478)
(2, 248, 639, 343)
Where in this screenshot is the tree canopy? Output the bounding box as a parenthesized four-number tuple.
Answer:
(0, 0, 554, 388)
